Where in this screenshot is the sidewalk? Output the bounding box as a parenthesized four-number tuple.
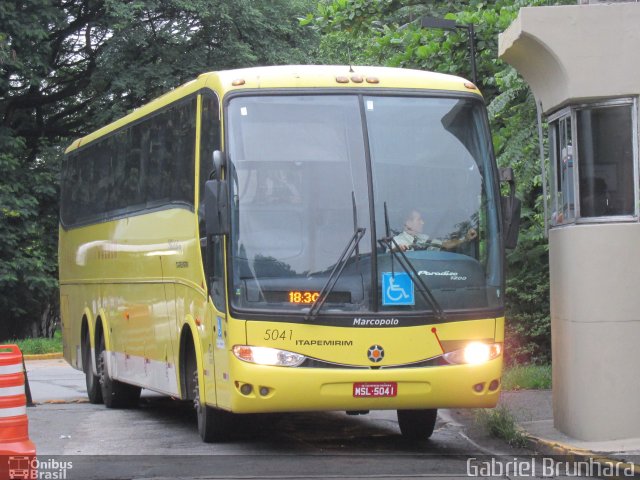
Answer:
(500, 389, 640, 470)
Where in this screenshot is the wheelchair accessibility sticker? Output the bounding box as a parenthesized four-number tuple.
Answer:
(382, 272, 415, 306)
(216, 316, 225, 349)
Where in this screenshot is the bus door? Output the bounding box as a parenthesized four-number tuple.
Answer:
(208, 234, 229, 406)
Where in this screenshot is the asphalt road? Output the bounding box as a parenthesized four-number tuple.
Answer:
(20, 359, 589, 480)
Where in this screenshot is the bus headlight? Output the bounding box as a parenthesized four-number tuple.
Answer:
(442, 342, 502, 365)
(232, 345, 306, 367)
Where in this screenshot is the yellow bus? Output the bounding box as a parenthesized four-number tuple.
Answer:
(59, 65, 519, 442)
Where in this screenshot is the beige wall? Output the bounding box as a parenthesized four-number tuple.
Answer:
(499, 4, 640, 114)
(550, 224, 640, 440)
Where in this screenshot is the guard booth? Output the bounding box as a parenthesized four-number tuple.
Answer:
(499, 2, 640, 441)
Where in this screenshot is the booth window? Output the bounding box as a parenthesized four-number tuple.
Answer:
(550, 113, 575, 223)
(549, 98, 637, 225)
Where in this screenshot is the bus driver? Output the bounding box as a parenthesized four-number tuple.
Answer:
(392, 209, 477, 252)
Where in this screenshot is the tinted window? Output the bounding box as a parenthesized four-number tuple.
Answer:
(198, 94, 221, 238)
(60, 97, 197, 227)
(550, 100, 636, 226)
(226, 94, 502, 316)
(577, 104, 634, 217)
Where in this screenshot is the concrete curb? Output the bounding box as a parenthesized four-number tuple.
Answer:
(526, 434, 640, 479)
(36, 398, 89, 405)
(23, 352, 64, 360)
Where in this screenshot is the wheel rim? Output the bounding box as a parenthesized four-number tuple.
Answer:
(193, 371, 204, 426)
(97, 340, 106, 388)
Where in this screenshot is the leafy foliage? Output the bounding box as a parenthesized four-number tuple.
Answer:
(0, 0, 318, 341)
(475, 405, 528, 448)
(491, 70, 551, 364)
(13, 329, 63, 355)
(502, 364, 551, 390)
(0, 129, 60, 339)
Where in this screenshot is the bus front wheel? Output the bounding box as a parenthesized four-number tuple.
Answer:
(193, 370, 233, 442)
(97, 335, 141, 408)
(397, 409, 437, 440)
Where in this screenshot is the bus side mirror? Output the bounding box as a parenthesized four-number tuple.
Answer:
(204, 179, 229, 236)
(212, 150, 225, 179)
(499, 167, 521, 249)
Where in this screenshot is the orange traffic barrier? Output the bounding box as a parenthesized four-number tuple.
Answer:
(0, 344, 36, 479)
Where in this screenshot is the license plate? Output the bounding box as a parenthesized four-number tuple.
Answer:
(353, 382, 397, 398)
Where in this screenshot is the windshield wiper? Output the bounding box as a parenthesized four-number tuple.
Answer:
(379, 202, 445, 320)
(352, 191, 360, 261)
(305, 227, 366, 321)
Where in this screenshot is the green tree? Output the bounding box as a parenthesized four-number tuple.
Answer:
(304, 0, 574, 364)
(0, 0, 318, 341)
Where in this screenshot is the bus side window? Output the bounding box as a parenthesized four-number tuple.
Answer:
(199, 93, 221, 238)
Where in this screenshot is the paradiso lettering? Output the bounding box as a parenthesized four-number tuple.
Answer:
(418, 270, 467, 281)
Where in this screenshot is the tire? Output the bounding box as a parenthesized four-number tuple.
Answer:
(397, 409, 438, 440)
(82, 332, 103, 404)
(97, 334, 141, 408)
(193, 367, 233, 442)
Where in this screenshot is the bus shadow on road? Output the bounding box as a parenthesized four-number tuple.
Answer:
(136, 395, 446, 453)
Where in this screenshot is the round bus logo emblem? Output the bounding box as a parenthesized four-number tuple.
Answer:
(367, 345, 384, 363)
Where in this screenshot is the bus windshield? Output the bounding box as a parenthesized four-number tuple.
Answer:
(226, 94, 502, 317)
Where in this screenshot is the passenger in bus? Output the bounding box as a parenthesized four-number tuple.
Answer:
(392, 209, 477, 252)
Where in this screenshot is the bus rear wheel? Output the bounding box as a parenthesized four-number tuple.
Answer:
(97, 335, 141, 408)
(397, 409, 437, 440)
(193, 370, 233, 442)
(82, 332, 102, 404)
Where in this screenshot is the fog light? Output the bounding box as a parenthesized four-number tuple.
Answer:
(259, 387, 269, 397)
(489, 379, 501, 391)
(240, 383, 253, 395)
(473, 383, 485, 393)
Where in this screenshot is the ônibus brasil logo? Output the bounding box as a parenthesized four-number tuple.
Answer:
(7, 456, 73, 480)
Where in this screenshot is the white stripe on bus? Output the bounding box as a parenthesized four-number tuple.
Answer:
(111, 351, 179, 397)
